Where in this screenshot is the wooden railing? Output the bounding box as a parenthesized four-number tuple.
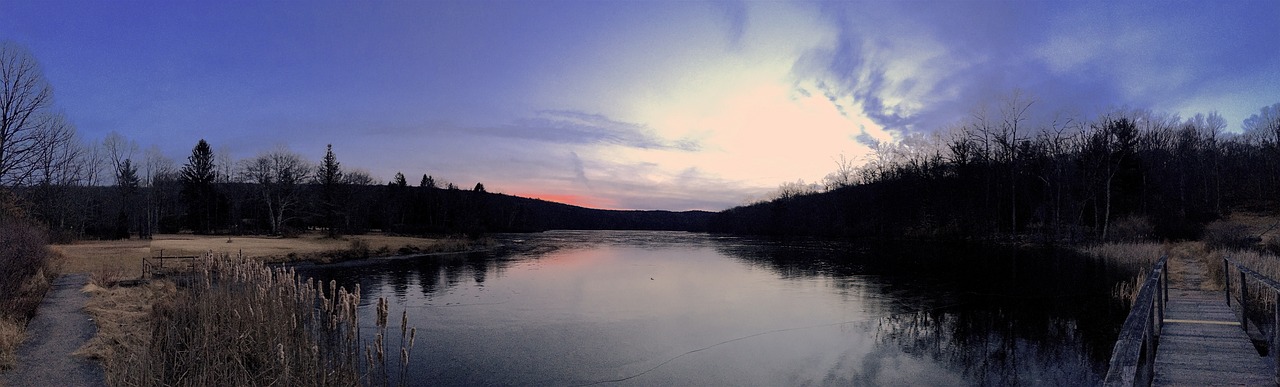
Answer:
(142, 249, 200, 279)
(1223, 257, 1280, 384)
(1103, 255, 1168, 387)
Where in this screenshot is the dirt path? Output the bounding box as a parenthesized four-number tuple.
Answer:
(0, 274, 105, 387)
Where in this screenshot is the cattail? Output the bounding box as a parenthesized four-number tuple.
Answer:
(376, 298, 389, 328)
(401, 310, 408, 337)
(408, 327, 416, 349)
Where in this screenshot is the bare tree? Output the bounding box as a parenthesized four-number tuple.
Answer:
(0, 41, 74, 187)
(80, 139, 107, 187)
(102, 131, 137, 173)
(1243, 103, 1280, 145)
(772, 179, 819, 201)
(32, 115, 81, 186)
(821, 153, 859, 191)
(216, 146, 235, 184)
(241, 148, 312, 235)
(998, 90, 1035, 233)
(343, 168, 377, 186)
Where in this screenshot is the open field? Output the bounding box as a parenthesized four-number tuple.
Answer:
(51, 240, 149, 280)
(54, 233, 488, 280)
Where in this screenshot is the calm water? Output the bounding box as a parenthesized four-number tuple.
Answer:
(294, 231, 1134, 386)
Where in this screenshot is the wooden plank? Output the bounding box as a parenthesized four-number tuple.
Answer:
(1163, 319, 1241, 325)
(1153, 287, 1272, 387)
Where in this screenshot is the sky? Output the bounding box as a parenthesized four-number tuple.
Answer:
(2, 0, 1278, 211)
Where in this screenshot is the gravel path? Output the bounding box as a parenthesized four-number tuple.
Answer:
(1, 274, 105, 386)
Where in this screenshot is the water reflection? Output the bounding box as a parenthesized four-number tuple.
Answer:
(293, 231, 1134, 386)
(715, 239, 1133, 385)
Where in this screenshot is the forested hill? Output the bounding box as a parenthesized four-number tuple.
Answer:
(710, 113, 1280, 242)
(18, 181, 712, 240)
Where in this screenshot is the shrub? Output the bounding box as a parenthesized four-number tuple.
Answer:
(1204, 220, 1256, 250)
(1108, 215, 1154, 242)
(0, 218, 58, 370)
(0, 219, 57, 320)
(348, 238, 371, 258)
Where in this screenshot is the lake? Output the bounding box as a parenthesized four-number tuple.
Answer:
(294, 230, 1135, 386)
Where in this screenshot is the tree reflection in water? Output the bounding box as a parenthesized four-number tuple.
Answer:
(292, 232, 1138, 385)
(714, 239, 1136, 385)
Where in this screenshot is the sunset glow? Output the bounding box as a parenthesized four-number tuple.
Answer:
(2, 1, 1277, 210)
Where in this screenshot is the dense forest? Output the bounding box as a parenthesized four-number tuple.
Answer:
(712, 97, 1280, 244)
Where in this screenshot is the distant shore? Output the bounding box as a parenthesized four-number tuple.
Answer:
(54, 232, 491, 280)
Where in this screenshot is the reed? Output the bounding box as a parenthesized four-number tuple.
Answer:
(1077, 242, 1164, 303)
(101, 252, 416, 386)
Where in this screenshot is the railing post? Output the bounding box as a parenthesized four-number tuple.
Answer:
(1155, 266, 1165, 344)
(1274, 290, 1280, 385)
(1242, 270, 1250, 332)
(1226, 258, 1232, 306)
(1163, 262, 1169, 311)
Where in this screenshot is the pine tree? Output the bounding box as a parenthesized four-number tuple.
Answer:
(317, 144, 342, 187)
(180, 139, 218, 233)
(116, 159, 139, 194)
(317, 144, 343, 237)
(115, 158, 140, 239)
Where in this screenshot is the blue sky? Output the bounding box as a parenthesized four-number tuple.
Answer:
(3, 0, 1278, 210)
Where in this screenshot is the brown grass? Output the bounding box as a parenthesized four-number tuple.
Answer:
(150, 233, 488, 263)
(1078, 242, 1165, 302)
(0, 318, 22, 373)
(74, 280, 177, 367)
(52, 239, 149, 278)
(54, 233, 489, 282)
(86, 253, 415, 386)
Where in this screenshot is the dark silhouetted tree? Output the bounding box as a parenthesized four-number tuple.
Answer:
(180, 139, 218, 233)
(0, 41, 81, 219)
(114, 158, 139, 238)
(391, 172, 407, 188)
(243, 149, 311, 236)
(473, 182, 485, 193)
(420, 174, 436, 189)
(316, 144, 343, 237)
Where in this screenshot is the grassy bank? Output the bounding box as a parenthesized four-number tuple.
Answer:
(55, 232, 492, 280)
(79, 253, 415, 386)
(1081, 239, 1280, 304)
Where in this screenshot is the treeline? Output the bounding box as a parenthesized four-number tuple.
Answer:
(712, 97, 1280, 242)
(11, 140, 712, 240)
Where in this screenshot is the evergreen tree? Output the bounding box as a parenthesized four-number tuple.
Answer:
(316, 144, 343, 237)
(317, 144, 342, 186)
(420, 174, 436, 189)
(116, 159, 140, 194)
(392, 172, 407, 188)
(115, 158, 140, 239)
(180, 139, 218, 233)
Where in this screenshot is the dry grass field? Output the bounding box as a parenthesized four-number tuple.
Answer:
(51, 239, 150, 280)
(54, 233, 486, 280)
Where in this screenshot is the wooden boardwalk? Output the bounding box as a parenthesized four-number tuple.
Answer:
(1152, 254, 1272, 386)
